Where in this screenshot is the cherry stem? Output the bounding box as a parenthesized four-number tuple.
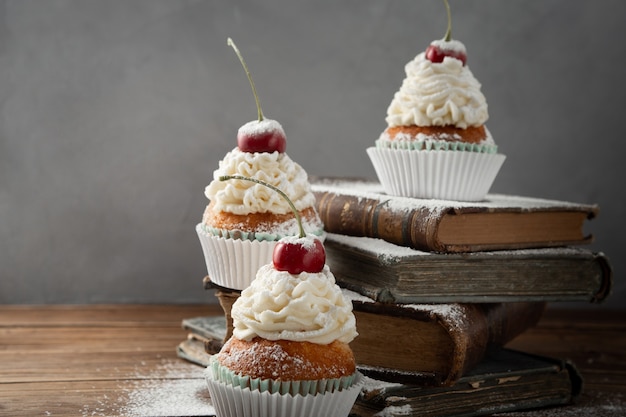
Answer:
(443, 0, 452, 41)
(227, 38, 264, 122)
(219, 175, 305, 238)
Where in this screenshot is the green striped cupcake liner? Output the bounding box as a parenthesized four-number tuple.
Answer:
(375, 138, 498, 154)
(209, 355, 358, 397)
(199, 223, 326, 242)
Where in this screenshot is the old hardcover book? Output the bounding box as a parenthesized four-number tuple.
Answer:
(186, 283, 545, 386)
(177, 335, 212, 367)
(324, 233, 612, 303)
(346, 295, 545, 386)
(311, 178, 598, 253)
(352, 348, 582, 417)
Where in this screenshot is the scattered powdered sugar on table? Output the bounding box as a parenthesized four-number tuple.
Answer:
(79, 357, 215, 417)
(119, 358, 215, 417)
(120, 377, 214, 417)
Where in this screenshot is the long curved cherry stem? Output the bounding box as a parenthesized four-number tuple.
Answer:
(443, 0, 452, 41)
(219, 175, 305, 238)
(227, 38, 264, 122)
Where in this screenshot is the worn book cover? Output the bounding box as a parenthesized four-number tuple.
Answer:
(312, 178, 598, 253)
(352, 348, 582, 417)
(324, 233, 612, 304)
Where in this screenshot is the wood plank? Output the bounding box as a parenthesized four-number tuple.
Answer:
(0, 351, 199, 383)
(1, 326, 190, 350)
(0, 304, 220, 326)
(0, 378, 215, 417)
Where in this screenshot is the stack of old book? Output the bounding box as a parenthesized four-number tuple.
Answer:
(177, 178, 612, 417)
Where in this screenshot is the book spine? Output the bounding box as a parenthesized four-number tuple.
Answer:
(452, 302, 546, 382)
(314, 191, 443, 251)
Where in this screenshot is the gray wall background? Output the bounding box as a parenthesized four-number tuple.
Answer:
(1, 0, 624, 308)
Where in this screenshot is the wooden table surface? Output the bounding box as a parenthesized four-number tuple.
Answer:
(1, 304, 625, 417)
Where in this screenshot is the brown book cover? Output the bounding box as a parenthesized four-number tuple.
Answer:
(190, 281, 545, 387)
(312, 178, 598, 253)
(324, 233, 612, 304)
(352, 348, 582, 417)
(345, 295, 545, 386)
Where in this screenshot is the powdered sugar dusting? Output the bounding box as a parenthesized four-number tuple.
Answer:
(361, 375, 404, 393)
(237, 118, 285, 137)
(327, 232, 430, 261)
(217, 340, 348, 380)
(430, 39, 467, 55)
(342, 281, 468, 332)
(342, 288, 375, 304)
(120, 359, 214, 417)
(120, 378, 214, 417)
(312, 180, 597, 213)
(404, 303, 467, 333)
(278, 233, 321, 248)
(374, 404, 414, 416)
(326, 233, 599, 261)
(79, 358, 215, 417)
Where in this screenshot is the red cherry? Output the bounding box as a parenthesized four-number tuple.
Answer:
(425, 44, 467, 66)
(218, 174, 326, 274)
(237, 119, 287, 153)
(273, 236, 326, 274)
(228, 39, 287, 153)
(425, 0, 467, 66)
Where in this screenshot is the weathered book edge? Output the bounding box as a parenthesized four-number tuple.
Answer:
(353, 348, 583, 417)
(325, 237, 613, 304)
(312, 181, 598, 253)
(350, 300, 545, 386)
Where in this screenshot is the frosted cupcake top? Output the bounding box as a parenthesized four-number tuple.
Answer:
(205, 147, 316, 215)
(386, 40, 488, 129)
(231, 263, 358, 345)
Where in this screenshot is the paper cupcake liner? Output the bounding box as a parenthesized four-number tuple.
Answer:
(205, 365, 364, 417)
(196, 224, 327, 291)
(367, 147, 506, 201)
(196, 224, 276, 291)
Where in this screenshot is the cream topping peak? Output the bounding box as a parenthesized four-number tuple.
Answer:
(231, 264, 358, 345)
(204, 148, 316, 215)
(386, 43, 488, 128)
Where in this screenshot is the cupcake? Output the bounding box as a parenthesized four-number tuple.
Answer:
(196, 39, 324, 290)
(205, 202, 362, 416)
(367, 3, 505, 201)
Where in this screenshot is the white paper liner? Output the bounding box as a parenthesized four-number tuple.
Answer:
(205, 367, 364, 417)
(367, 147, 506, 201)
(196, 224, 275, 291)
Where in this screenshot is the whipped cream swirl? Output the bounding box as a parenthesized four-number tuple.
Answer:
(231, 264, 358, 345)
(205, 147, 316, 215)
(386, 43, 488, 128)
